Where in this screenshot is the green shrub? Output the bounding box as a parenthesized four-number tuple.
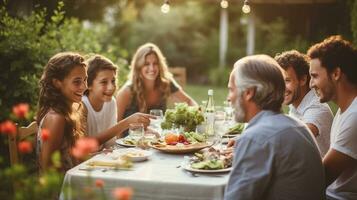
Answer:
(0, 2, 128, 121)
(208, 67, 231, 87)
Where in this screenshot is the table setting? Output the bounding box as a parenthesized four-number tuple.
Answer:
(60, 103, 245, 200)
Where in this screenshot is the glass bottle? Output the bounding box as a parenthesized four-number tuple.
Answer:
(205, 89, 215, 138)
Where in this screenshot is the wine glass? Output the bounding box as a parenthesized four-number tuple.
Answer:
(149, 109, 164, 133)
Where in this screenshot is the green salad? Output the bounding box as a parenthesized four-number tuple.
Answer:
(161, 103, 204, 132)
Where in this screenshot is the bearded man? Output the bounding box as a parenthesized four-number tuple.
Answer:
(275, 50, 333, 157)
(224, 55, 324, 200)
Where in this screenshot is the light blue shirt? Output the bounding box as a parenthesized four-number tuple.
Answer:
(224, 110, 325, 200)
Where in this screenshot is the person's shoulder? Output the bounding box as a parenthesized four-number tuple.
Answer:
(117, 85, 133, 99)
(169, 78, 181, 91)
(244, 114, 306, 142)
(301, 91, 330, 111)
(105, 96, 117, 108)
(347, 97, 357, 113)
(44, 110, 66, 125)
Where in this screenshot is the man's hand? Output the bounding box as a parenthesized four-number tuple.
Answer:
(227, 139, 236, 148)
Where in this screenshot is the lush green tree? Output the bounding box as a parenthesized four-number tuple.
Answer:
(0, 2, 127, 121)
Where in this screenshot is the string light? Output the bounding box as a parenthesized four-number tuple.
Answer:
(242, 0, 250, 14)
(161, 0, 170, 14)
(220, 0, 228, 9)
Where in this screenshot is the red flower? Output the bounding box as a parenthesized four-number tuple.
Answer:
(95, 179, 104, 188)
(71, 137, 99, 159)
(112, 187, 133, 200)
(41, 128, 50, 141)
(0, 120, 17, 135)
(18, 141, 33, 153)
(12, 103, 29, 119)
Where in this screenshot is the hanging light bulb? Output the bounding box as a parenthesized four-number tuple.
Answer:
(242, 0, 250, 14)
(220, 0, 229, 9)
(161, 0, 170, 14)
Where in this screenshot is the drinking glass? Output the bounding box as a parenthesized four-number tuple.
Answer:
(149, 109, 164, 133)
(200, 100, 207, 112)
(144, 129, 156, 142)
(223, 100, 234, 122)
(129, 123, 144, 142)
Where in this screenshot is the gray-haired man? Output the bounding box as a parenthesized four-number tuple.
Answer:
(224, 55, 324, 200)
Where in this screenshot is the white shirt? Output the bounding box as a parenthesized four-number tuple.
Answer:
(82, 96, 117, 147)
(289, 90, 333, 157)
(327, 97, 357, 200)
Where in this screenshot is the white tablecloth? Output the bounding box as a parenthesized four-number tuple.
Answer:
(60, 148, 229, 200)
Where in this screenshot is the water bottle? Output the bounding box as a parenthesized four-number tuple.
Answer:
(205, 89, 215, 139)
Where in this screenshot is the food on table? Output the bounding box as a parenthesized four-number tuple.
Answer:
(123, 137, 138, 145)
(225, 123, 245, 135)
(189, 147, 233, 170)
(162, 131, 206, 146)
(164, 133, 179, 144)
(161, 103, 204, 132)
(182, 131, 205, 143)
(87, 156, 133, 169)
(125, 152, 145, 157)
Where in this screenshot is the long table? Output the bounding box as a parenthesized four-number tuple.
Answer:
(60, 148, 230, 200)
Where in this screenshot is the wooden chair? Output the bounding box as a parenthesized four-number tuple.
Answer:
(8, 121, 38, 166)
(169, 67, 187, 88)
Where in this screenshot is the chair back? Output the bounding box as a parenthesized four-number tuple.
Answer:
(8, 121, 38, 166)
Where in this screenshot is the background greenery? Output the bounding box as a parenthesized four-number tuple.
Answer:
(0, 0, 353, 168)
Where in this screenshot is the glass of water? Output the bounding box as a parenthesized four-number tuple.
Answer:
(129, 123, 144, 142)
(223, 100, 234, 122)
(149, 109, 164, 132)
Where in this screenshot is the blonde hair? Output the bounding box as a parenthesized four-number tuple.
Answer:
(234, 54, 285, 112)
(129, 43, 173, 112)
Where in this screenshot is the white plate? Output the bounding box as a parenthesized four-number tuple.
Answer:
(222, 134, 240, 138)
(182, 162, 232, 173)
(111, 148, 152, 162)
(115, 138, 136, 147)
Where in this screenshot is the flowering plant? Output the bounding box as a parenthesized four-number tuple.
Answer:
(0, 103, 133, 200)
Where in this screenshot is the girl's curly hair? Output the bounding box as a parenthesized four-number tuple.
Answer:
(37, 52, 86, 146)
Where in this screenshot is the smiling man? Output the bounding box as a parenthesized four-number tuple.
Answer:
(308, 35, 357, 200)
(224, 55, 324, 200)
(275, 50, 333, 157)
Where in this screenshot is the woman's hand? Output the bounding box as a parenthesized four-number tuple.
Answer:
(125, 112, 156, 129)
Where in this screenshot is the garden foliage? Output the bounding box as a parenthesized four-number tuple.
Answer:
(0, 1, 128, 121)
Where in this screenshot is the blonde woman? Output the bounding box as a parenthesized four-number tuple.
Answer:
(116, 43, 197, 135)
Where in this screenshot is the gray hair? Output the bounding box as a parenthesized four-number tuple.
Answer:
(233, 54, 285, 112)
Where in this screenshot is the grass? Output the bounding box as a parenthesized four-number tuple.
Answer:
(185, 84, 228, 106)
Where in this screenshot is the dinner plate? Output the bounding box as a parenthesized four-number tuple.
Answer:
(150, 142, 211, 154)
(115, 138, 136, 147)
(222, 134, 240, 138)
(110, 148, 152, 162)
(182, 162, 232, 173)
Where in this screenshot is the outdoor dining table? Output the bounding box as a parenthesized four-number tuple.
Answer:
(60, 147, 230, 200)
